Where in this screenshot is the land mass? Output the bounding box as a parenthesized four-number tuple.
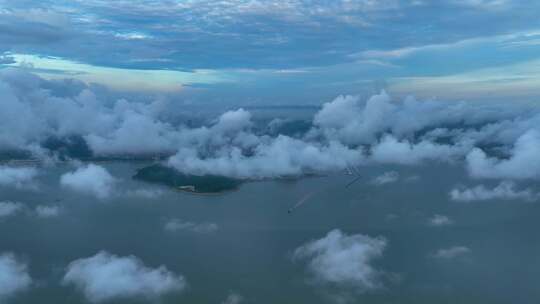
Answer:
(133, 164, 243, 194)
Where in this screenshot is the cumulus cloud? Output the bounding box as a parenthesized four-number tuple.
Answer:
(0, 166, 38, 189)
(168, 135, 363, 179)
(221, 292, 244, 304)
(0, 253, 32, 299)
(371, 171, 399, 185)
(432, 246, 471, 259)
(0, 201, 24, 218)
(370, 135, 466, 165)
(0, 68, 178, 157)
(293, 229, 386, 291)
(4, 69, 540, 181)
(62, 251, 186, 303)
(428, 214, 453, 226)
(164, 219, 219, 234)
(35, 205, 62, 218)
(60, 164, 115, 199)
(449, 181, 536, 202)
(466, 130, 540, 179)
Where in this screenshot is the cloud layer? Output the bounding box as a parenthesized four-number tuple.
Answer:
(3, 69, 540, 181)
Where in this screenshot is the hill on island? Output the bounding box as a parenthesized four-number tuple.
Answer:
(133, 164, 243, 194)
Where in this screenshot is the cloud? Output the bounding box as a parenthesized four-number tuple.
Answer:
(3, 0, 538, 74)
(370, 135, 466, 165)
(164, 219, 219, 234)
(453, 0, 509, 9)
(0, 166, 38, 189)
(428, 214, 453, 226)
(432, 246, 471, 259)
(466, 130, 540, 179)
(0, 201, 24, 218)
(293, 229, 386, 291)
(0, 253, 32, 299)
(168, 136, 362, 179)
(371, 171, 399, 185)
(3, 69, 540, 181)
(123, 188, 164, 199)
(35, 205, 62, 218)
(60, 164, 116, 199)
(449, 181, 536, 202)
(221, 292, 244, 304)
(62, 251, 186, 303)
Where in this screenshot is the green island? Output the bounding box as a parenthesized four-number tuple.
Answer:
(133, 164, 243, 194)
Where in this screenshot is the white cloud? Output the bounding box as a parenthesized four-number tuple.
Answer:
(60, 164, 116, 199)
(370, 135, 465, 165)
(453, 0, 509, 9)
(35, 205, 61, 218)
(123, 188, 164, 199)
(432, 246, 471, 259)
(371, 171, 399, 185)
(428, 214, 453, 226)
(293, 229, 386, 291)
(3, 69, 540, 182)
(0, 253, 32, 299)
(168, 136, 362, 179)
(0, 201, 24, 218)
(449, 181, 536, 202)
(62, 251, 186, 303)
(466, 130, 540, 179)
(0, 166, 38, 189)
(221, 292, 244, 304)
(164, 219, 219, 234)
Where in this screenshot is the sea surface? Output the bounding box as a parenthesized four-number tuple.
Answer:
(2, 162, 539, 304)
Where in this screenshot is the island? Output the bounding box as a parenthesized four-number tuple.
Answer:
(133, 164, 243, 194)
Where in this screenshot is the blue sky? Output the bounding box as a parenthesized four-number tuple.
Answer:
(1, 0, 540, 104)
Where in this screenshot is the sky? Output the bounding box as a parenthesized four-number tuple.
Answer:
(1, 0, 540, 104)
(3, 2, 540, 303)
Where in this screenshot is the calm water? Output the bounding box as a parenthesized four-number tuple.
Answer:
(2, 162, 539, 304)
